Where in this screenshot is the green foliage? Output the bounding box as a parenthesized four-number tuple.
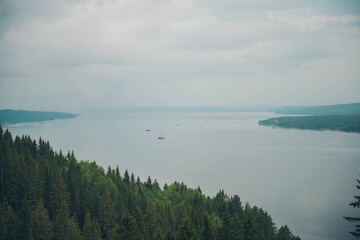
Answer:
(177, 216, 197, 240)
(276, 225, 300, 240)
(344, 177, 360, 239)
(31, 200, 53, 240)
(0, 125, 300, 240)
(83, 209, 102, 240)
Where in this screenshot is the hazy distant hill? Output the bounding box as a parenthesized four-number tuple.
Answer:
(0, 109, 78, 125)
(274, 103, 360, 115)
(259, 114, 360, 133)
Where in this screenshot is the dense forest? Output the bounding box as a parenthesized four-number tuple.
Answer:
(0, 125, 300, 240)
(0, 110, 78, 125)
(258, 114, 360, 133)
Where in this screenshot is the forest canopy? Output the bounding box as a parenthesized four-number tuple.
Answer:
(0, 125, 300, 240)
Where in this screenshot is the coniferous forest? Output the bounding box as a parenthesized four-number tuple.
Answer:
(0, 125, 300, 240)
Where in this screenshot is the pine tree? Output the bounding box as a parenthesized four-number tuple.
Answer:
(31, 200, 53, 240)
(53, 203, 82, 240)
(0, 200, 21, 240)
(124, 169, 130, 184)
(98, 189, 116, 239)
(146, 176, 152, 189)
(277, 225, 295, 240)
(83, 209, 102, 240)
(131, 173, 136, 184)
(114, 211, 140, 240)
(26, 161, 43, 208)
(115, 166, 120, 178)
(230, 215, 243, 240)
(136, 177, 141, 187)
(176, 216, 197, 240)
(220, 212, 232, 240)
(344, 177, 360, 239)
(144, 202, 158, 240)
(48, 168, 70, 219)
(244, 203, 257, 240)
(201, 213, 214, 240)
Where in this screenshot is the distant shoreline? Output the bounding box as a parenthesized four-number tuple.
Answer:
(0, 109, 79, 125)
(258, 114, 360, 133)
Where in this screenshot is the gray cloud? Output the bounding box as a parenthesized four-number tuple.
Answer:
(0, 0, 359, 110)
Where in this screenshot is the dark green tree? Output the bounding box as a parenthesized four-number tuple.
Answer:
(244, 203, 257, 240)
(124, 169, 130, 184)
(176, 215, 197, 240)
(98, 189, 116, 239)
(344, 177, 360, 239)
(53, 203, 82, 240)
(145, 176, 152, 189)
(113, 211, 139, 240)
(83, 209, 102, 240)
(201, 213, 215, 240)
(276, 225, 300, 240)
(0, 200, 21, 240)
(131, 173, 136, 184)
(31, 200, 54, 240)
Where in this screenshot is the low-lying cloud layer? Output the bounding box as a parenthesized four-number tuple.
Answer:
(1, 0, 359, 110)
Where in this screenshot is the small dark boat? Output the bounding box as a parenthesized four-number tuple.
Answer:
(146, 129, 151, 132)
(158, 136, 165, 140)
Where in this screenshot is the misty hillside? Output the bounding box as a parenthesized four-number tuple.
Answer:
(273, 103, 360, 115)
(259, 114, 360, 133)
(0, 109, 78, 125)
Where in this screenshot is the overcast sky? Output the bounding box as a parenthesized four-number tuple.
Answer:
(0, 0, 359, 111)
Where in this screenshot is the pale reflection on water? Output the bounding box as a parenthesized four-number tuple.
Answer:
(7, 112, 360, 240)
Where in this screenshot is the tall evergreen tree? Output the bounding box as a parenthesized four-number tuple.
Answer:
(113, 211, 139, 240)
(0, 200, 21, 240)
(276, 225, 300, 240)
(131, 173, 136, 184)
(244, 203, 257, 240)
(145, 176, 152, 189)
(31, 200, 53, 240)
(201, 213, 215, 240)
(82, 209, 102, 240)
(344, 177, 360, 239)
(124, 169, 130, 184)
(98, 189, 116, 239)
(53, 203, 82, 240)
(176, 216, 197, 240)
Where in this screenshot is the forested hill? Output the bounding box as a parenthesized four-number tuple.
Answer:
(259, 115, 360, 133)
(0, 109, 78, 125)
(0, 125, 300, 240)
(273, 103, 360, 115)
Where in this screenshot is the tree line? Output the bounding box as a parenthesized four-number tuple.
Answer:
(0, 125, 300, 240)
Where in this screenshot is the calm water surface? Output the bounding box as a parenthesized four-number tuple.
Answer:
(6, 112, 360, 240)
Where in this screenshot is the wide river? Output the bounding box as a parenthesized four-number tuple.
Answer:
(6, 111, 360, 240)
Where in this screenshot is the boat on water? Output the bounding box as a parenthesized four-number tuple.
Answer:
(158, 136, 165, 140)
(146, 129, 151, 132)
